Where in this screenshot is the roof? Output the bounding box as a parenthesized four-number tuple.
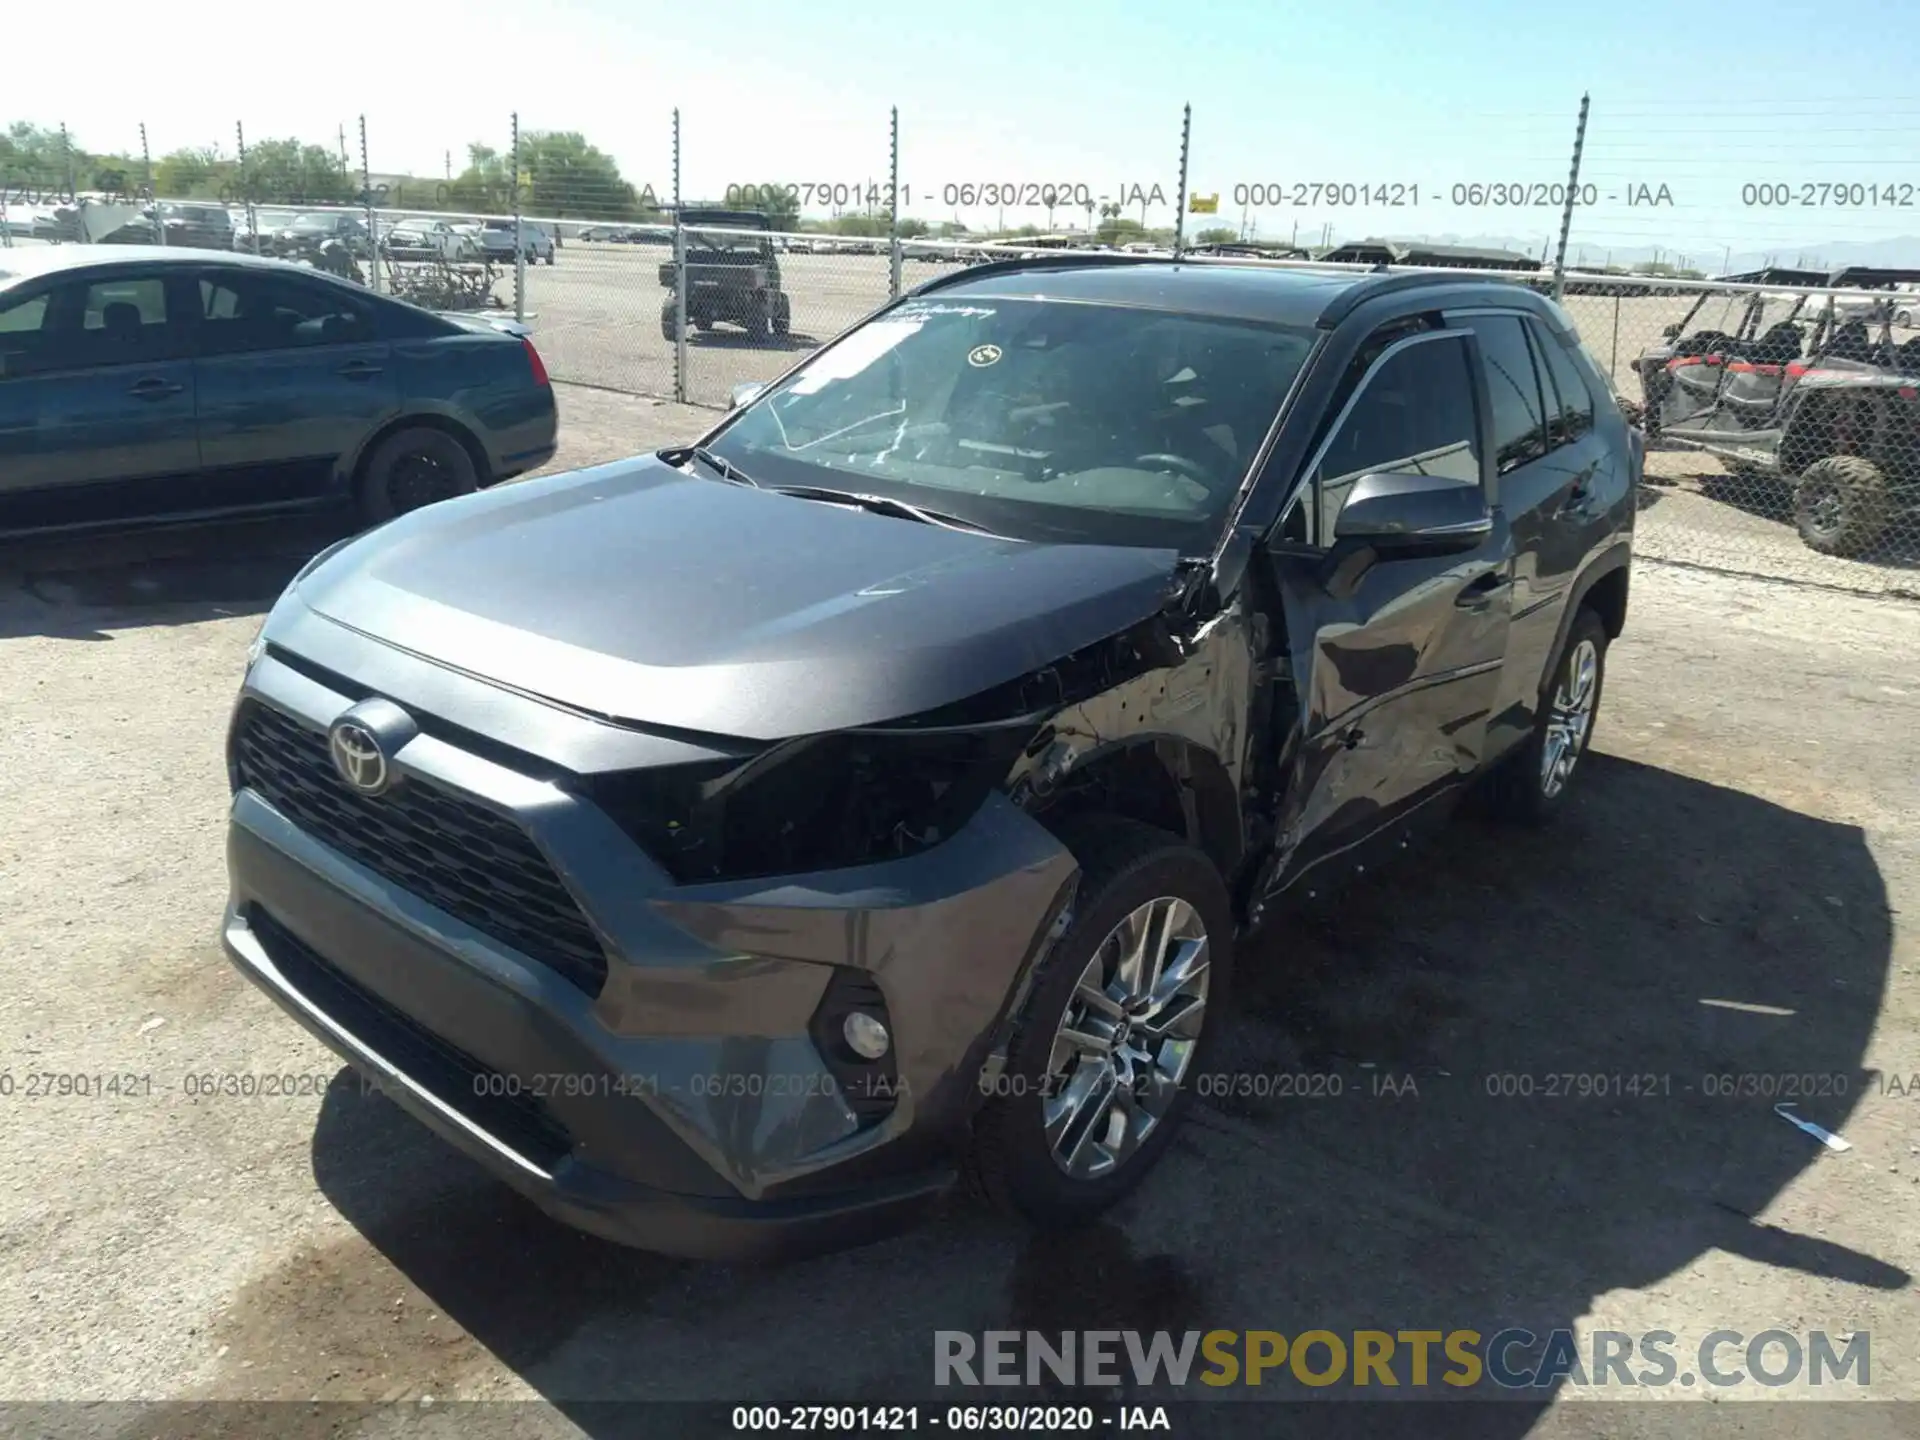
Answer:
(912, 256, 1545, 329)
(1318, 239, 1542, 270)
(1827, 265, 1920, 289)
(1716, 267, 1829, 287)
(0, 245, 371, 292)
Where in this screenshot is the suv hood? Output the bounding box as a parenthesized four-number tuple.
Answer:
(293, 456, 1182, 740)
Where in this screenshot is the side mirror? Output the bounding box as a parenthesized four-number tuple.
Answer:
(1320, 472, 1491, 597)
(1662, 322, 1683, 339)
(728, 381, 766, 410)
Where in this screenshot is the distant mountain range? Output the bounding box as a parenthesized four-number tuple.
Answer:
(1282, 231, 1920, 275)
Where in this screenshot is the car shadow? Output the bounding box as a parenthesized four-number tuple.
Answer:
(279, 748, 1899, 1430)
(0, 514, 352, 640)
(685, 330, 820, 352)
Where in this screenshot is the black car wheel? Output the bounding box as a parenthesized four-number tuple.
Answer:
(358, 427, 481, 526)
(969, 817, 1233, 1228)
(1793, 455, 1892, 558)
(1489, 606, 1609, 825)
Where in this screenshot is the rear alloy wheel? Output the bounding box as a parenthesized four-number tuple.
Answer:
(358, 426, 480, 527)
(969, 818, 1233, 1227)
(1793, 455, 1892, 558)
(1489, 607, 1610, 825)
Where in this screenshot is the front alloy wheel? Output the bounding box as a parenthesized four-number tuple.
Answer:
(970, 818, 1234, 1226)
(1045, 896, 1210, 1180)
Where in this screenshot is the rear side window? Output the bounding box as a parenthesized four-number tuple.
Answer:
(1530, 321, 1597, 448)
(199, 273, 375, 353)
(1459, 314, 1547, 474)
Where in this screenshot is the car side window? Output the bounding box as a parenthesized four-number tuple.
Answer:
(1459, 314, 1546, 474)
(0, 289, 52, 377)
(1311, 333, 1482, 537)
(1529, 321, 1597, 449)
(198, 273, 375, 355)
(2, 275, 186, 375)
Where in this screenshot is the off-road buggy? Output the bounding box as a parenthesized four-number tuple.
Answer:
(658, 208, 793, 343)
(1630, 265, 1920, 557)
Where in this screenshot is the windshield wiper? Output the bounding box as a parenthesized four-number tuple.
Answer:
(661, 445, 759, 488)
(769, 484, 998, 535)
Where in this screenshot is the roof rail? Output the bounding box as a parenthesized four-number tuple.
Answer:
(904, 252, 1175, 297)
(1313, 267, 1531, 327)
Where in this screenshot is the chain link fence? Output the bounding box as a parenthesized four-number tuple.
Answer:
(4, 105, 1917, 597)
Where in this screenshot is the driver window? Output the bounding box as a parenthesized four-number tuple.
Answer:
(1312, 335, 1481, 539)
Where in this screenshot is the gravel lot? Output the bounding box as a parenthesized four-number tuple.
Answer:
(2, 385, 1918, 1438)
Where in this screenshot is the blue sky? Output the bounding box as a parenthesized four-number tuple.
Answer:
(10, 0, 1919, 255)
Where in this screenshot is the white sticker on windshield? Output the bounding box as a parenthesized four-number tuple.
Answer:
(968, 344, 1003, 368)
(788, 316, 924, 395)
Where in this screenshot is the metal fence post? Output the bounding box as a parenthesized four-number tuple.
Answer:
(511, 112, 526, 324)
(1550, 93, 1590, 304)
(237, 121, 260, 254)
(140, 123, 159, 242)
(672, 108, 688, 404)
(360, 115, 380, 294)
(0, 189, 11, 249)
(888, 106, 902, 300)
(1173, 103, 1191, 257)
(60, 122, 75, 201)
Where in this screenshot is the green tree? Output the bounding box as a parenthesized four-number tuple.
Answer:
(1, 122, 81, 193)
(448, 132, 655, 220)
(724, 181, 799, 230)
(241, 138, 352, 204)
(154, 146, 227, 200)
(1195, 226, 1238, 245)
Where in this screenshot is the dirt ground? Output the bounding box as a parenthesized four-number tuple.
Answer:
(1, 384, 1917, 1438)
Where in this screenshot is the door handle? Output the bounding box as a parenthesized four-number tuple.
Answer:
(128, 377, 183, 399)
(1457, 569, 1511, 607)
(336, 361, 383, 379)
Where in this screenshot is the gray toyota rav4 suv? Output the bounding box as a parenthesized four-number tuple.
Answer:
(222, 258, 1637, 1260)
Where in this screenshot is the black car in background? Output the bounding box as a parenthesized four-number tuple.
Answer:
(98, 202, 238, 250)
(263, 211, 372, 260)
(220, 257, 1636, 1261)
(0, 246, 557, 535)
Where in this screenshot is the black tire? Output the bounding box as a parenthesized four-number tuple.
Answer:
(660, 302, 678, 344)
(357, 426, 480, 527)
(1488, 606, 1610, 826)
(1793, 455, 1892, 558)
(773, 295, 792, 337)
(968, 817, 1234, 1228)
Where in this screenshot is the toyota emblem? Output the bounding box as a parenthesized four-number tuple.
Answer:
(328, 718, 391, 795)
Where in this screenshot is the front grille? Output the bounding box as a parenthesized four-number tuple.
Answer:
(234, 700, 608, 996)
(251, 909, 573, 1171)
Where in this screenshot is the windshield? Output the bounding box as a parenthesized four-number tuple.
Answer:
(288, 213, 338, 232)
(706, 296, 1316, 551)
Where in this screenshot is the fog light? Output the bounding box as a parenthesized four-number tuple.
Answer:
(843, 1012, 891, 1060)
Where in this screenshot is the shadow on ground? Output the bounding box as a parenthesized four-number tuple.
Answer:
(0, 514, 351, 640)
(238, 748, 1903, 1434)
(684, 330, 820, 352)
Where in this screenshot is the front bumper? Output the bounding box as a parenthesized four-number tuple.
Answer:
(221, 622, 1077, 1259)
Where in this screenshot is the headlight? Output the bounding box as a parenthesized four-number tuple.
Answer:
(583, 726, 1031, 883)
(244, 621, 269, 670)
